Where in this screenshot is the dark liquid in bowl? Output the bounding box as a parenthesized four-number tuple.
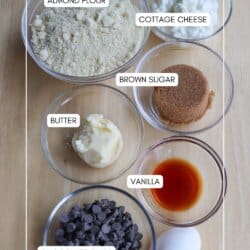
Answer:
(151, 158, 203, 211)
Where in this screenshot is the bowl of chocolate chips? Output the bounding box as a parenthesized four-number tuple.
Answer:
(43, 185, 156, 249)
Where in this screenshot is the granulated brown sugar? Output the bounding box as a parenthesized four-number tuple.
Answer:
(153, 64, 214, 124)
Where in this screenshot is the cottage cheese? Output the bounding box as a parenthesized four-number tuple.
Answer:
(151, 0, 219, 39)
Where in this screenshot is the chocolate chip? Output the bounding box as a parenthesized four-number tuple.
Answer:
(104, 241, 114, 246)
(66, 223, 76, 233)
(101, 199, 110, 206)
(105, 208, 112, 214)
(109, 201, 116, 208)
(72, 205, 81, 211)
(59, 213, 69, 224)
(73, 239, 80, 246)
(135, 232, 143, 241)
(132, 240, 140, 248)
(82, 214, 93, 223)
(55, 200, 143, 248)
(55, 228, 64, 237)
(116, 230, 125, 238)
(83, 203, 92, 211)
(92, 205, 102, 214)
(126, 242, 132, 248)
(109, 232, 118, 241)
(97, 212, 106, 221)
(76, 230, 84, 239)
(75, 221, 83, 230)
(85, 232, 95, 242)
(122, 219, 132, 230)
(112, 222, 121, 231)
(80, 240, 93, 246)
(56, 236, 66, 244)
(84, 222, 93, 231)
(91, 225, 100, 235)
(131, 224, 138, 233)
(69, 210, 80, 220)
(101, 224, 111, 234)
(67, 241, 74, 246)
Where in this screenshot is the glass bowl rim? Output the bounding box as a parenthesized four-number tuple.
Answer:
(40, 83, 145, 185)
(21, 1, 151, 83)
(133, 40, 235, 135)
(136, 135, 227, 227)
(42, 184, 157, 249)
(148, 0, 233, 42)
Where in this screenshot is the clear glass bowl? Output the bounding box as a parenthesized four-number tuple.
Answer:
(43, 185, 157, 249)
(21, 0, 150, 83)
(147, 0, 232, 41)
(41, 84, 144, 184)
(133, 41, 234, 134)
(136, 136, 227, 227)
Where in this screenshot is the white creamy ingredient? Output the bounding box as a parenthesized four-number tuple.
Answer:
(72, 114, 123, 168)
(151, 0, 219, 39)
(157, 228, 201, 250)
(31, 0, 144, 76)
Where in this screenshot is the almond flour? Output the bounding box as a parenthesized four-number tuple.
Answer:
(31, 0, 144, 76)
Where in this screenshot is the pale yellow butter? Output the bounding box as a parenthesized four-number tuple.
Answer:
(72, 114, 123, 168)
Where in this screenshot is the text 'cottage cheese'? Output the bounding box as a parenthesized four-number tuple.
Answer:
(151, 0, 219, 39)
(31, 0, 144, 76)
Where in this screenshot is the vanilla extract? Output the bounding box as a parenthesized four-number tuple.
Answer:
(151, 158, 203, 212)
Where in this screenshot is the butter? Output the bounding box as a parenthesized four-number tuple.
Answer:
(72, 114, 123, 168)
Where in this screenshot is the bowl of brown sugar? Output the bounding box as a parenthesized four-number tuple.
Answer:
(133, 41, 234, 134)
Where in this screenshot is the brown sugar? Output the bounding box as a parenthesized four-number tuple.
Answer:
(153, 64, 214, 124)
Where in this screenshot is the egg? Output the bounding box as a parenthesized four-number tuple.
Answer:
(157, 227, 201, 250)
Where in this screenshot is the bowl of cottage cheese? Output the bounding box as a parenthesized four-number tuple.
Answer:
(149, 0, 232, 41)
(21, 0, 150, 83)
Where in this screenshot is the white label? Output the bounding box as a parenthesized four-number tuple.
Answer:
(127, 175, 163, 189)
(116, 73, 178, 87)
(44, 0, 109, 8)
(38, 247, 115, 250)
(136, 13, 210, 27)
(47, 114, 80, 128)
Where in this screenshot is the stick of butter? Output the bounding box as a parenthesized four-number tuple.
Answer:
(72, 114, 123, 168)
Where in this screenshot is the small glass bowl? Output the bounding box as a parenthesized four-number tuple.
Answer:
(133, 41, 234, 134)
(41, 84, 144, 184)
(43, 185, 157, 249)
(148, 0, 232, 42)
(136, 136, 227, 227)
(21, 0, 150, 83)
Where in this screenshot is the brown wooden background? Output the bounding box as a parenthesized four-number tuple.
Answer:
(0, 0, 250, 249)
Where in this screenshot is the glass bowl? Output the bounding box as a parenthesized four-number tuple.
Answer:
(147, 0, 232, 41)
(21, 0, 150, 83)
(43, 185, 157, 249)
(136, 136, 227, 227)
(133, 41, 234, 134)
(41, 84, 144, 184)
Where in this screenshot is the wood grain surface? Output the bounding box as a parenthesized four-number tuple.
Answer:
(0, 1, 250, 250)
(0, 0, 25, 249)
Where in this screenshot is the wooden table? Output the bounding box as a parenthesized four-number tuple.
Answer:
(0, 1, 250, 249)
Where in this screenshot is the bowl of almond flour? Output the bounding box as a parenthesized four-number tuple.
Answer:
(21, 0, 150, 83)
